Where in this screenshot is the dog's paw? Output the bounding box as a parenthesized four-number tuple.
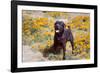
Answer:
(63, 57, 66, 60)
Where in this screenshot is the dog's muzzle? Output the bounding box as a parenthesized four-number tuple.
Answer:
(55, 30, 60, 33)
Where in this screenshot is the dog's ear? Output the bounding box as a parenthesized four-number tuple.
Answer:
(62, 21, 66, 28)
(54, 21, 58, 25)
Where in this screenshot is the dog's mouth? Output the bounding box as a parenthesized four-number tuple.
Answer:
(55, 30, 60, 33)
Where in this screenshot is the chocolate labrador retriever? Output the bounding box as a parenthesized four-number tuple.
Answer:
(54, 21, 74, 60)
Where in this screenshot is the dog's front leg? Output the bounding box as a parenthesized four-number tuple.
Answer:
(62, 45, 66, 60)
(63, 48, 66, 60)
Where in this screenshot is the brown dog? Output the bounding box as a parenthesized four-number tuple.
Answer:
(53, 21, 74, 60)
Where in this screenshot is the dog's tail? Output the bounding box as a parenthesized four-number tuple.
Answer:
(68, 26, 71, 29)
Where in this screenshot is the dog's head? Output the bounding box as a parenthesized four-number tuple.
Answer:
(54, 21, 65, 33)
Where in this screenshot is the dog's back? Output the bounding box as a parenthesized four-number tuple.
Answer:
(64, 26, 73, 41)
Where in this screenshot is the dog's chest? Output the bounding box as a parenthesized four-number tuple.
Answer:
(57, 35, 66, 43)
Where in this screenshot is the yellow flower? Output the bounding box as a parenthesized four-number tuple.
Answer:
(32, 45, 35, 49)
(44, 32, 53, 36)
(31, 36, 35, 40)
(47, 40, 52, 46)
(39, 45, 46, 49)
(33, 18, 48, 26)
